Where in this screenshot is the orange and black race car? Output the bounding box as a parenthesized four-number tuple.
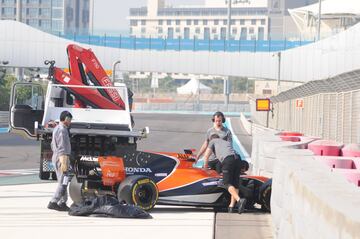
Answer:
(69, 149, 272, 212)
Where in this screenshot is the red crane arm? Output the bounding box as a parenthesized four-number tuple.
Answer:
(52, 67, 122, 110)
(66, 44, 126, 110)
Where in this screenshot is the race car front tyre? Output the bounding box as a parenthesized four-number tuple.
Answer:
(69, 177, 84, 204)
(258, 179, 272, 212)
(117, 175, 158, 211)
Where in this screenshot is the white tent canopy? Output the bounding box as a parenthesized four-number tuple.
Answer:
(290, 0, 360, 17)
(177, 78, 212, 95)
(289, 0, 360, 39)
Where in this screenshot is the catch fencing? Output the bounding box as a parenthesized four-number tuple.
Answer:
(250, 77, 360, 144)
(0, 111, 8, 126)
(134, 102, 249, 113)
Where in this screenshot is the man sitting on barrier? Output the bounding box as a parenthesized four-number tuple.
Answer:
(202, 134, 246, 214)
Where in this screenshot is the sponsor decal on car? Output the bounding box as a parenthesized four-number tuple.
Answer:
(125, 167, 152, 174)
(80, 156, 99, 162)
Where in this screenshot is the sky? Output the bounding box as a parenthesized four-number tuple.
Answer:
(93, 0, 203, 35)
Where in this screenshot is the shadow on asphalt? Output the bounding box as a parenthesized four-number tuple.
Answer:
(152, 206, 215, 213)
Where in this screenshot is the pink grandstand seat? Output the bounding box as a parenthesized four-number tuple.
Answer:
(308, 140, 343, 156)
(341, 144, 360, 157)
(318, 158, 354, 169)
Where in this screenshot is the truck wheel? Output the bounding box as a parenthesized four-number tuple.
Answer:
(258, 179, 272, 212)
(117, 175, 158, 211)
(39, 141, 52, 180)
(69, 177, 84, 204)
(51, 172, 57, 180)
(39, 157, 50, 180)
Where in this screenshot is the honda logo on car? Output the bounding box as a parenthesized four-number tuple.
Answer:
(125, 167, 152, 174)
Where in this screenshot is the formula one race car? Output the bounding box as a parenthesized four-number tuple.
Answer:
(8, 44, 271, 212)
(69, 148, 272, 212)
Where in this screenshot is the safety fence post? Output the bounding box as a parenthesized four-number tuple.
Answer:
(119, 34, 122, 49)
(149, 36, 152, 50)
(268, 37, 271, 52)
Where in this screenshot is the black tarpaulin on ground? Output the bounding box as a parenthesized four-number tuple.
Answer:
(68, 195, 151, 219)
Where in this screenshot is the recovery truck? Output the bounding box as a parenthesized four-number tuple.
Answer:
(9, 44, 271, 211)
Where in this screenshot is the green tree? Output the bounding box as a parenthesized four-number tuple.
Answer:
(0, 74, 17, 111)
(158, 76, 177, 93)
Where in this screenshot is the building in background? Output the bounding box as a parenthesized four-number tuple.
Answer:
(289, 0, 360, 40)
(268, 0, 317, 40)
(129, 0, 317, 41)
(127, 0, 316, 95)
(0, 0, 92, 35)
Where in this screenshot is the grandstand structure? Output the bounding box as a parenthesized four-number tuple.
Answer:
(289, 0, 360, 39)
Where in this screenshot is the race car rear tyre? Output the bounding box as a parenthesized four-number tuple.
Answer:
(117, 175, 158, 211)
(69, 177, 84, 204)
(258, 179, 272, 212)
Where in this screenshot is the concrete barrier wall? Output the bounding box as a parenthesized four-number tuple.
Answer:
(251, 132, 360, 238)
(272, 156, 360, 239)
(239, 112, 276, 136)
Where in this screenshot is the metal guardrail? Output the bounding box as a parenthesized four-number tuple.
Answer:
(134, 102, 249, 113)
(0, 111, 9, 126)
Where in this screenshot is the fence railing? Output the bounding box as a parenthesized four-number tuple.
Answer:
(250, 90, 360, 144)
(134, 102, 249, 113)
(0, 111, 8, 126)
(60, 34, 313, 53)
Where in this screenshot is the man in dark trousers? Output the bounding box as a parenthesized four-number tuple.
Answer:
(196, 111, 232, 173)
(47, 111, 72, 211)
(203, 134, 247, 213)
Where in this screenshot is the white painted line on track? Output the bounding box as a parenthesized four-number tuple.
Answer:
(0, 168, 38, 177)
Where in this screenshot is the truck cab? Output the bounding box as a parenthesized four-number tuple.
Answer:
(9, 82, 146, 180)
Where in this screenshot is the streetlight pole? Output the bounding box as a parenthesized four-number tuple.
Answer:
(112, 60, 121, 83)
(277, 52, 281, 94)
(224, 0, 232, 107)
(317, 0, 322, 41)
(227, 0, 232, 41)
(16, 0, 23, 81)
(90, 0, 95, 35)
(16, 0, 22, 22)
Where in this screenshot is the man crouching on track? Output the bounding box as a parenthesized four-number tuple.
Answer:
(203, 134, 247, 214)
(47, 111, 73, 212)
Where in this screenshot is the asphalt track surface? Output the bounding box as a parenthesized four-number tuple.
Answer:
(0, 113, 210, 170)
